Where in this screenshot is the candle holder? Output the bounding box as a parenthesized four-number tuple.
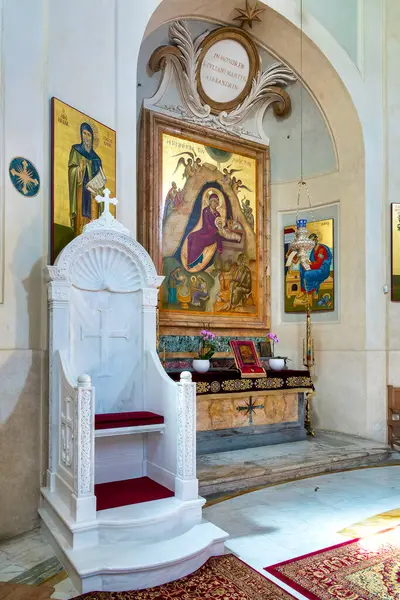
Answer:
(303, 307, 315, 437)
(303, 308, 315, 370)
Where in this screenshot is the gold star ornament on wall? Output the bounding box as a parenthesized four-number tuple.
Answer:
(233, 0, 266, 29)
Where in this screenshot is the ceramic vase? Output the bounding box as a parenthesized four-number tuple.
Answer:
(269, 358, 285, 371)
(192, 359, 210, 374)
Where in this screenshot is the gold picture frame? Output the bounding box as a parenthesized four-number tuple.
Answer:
(138, 109, 270, 337)
(51, 98, 116, 262)
(284, 218, 334, 313)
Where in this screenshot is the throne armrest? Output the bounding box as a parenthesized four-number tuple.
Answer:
(58, 350, 78, 390)
(56, 352, 96, 522)
(144, 350, 178, 413)
(145, 351, 197, 501)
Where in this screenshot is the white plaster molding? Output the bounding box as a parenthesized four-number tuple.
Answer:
(47, 281, 71, 304)
(53, 230, 162, 292)
(144, 4, 364, 133)
(142, 288, 161, 308)
(146, 20, 295, 143)
(218, 63, 296, 126)
(164, 20, 210, 119)
(46, 266, 68, 283)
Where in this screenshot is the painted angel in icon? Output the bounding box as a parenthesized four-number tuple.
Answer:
(232, 178, 253, 195)
(173, 151, 201, 180)
(222, 166, 241, 184)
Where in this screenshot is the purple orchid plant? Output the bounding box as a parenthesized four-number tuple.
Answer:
(267, 332, 280, 357)
(199, 329, 216, 360)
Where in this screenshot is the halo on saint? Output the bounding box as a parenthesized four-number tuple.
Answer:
(87, 119, 100, 149)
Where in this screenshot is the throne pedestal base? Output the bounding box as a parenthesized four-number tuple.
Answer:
(39, 491, 228, 593)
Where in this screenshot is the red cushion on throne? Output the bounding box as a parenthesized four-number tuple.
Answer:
(95, 411, 164, 430)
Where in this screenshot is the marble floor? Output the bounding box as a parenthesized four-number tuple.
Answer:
(204, 465, 400, 599)
(0, 529, 74, 599)
(2, 464, 400, 598)
(198, 430, 394, 497)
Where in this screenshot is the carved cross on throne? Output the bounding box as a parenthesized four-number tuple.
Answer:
(61, 396, 73, 467)
(81, 308, 130, 377)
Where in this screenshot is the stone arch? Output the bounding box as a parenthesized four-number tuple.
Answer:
(135, 0, 376, 441)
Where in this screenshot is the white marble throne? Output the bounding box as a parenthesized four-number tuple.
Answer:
(39, 198, 227, 593)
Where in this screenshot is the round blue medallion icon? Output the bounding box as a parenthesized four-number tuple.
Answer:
(9, 157, 40, 197)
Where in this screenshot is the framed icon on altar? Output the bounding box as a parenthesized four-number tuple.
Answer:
(138, 109, 270, 337)
(229, 340, 266, 378)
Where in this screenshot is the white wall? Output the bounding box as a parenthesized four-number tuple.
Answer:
(304, 0, 359, 65)
(0, 0, 47, 539)
(386, 0, 400, 384)
(0, 0, 159, 539)
(0, 0, 396, 539)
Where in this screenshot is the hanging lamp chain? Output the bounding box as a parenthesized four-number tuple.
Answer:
(295, 0, 314, 224)
(300, 0, 303, 186)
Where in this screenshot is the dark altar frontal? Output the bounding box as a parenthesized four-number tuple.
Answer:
(167, 368, 313, 454)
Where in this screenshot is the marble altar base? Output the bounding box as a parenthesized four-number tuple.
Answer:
(167, 369, 313, 454)
(197, 391, 306, 454)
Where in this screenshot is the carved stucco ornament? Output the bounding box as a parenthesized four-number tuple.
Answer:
(147, 20, 296, 140)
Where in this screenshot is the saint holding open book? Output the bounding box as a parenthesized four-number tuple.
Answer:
(68, 122, 107, 235)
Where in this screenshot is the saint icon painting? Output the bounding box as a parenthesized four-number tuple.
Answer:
(139, 111, 269, 336)
(284, 219, 335, 312)
(51, 98, 116, 261)
(161, 135, 257, 316)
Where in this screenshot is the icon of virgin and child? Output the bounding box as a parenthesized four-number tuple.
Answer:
(161, 177, 258, 314)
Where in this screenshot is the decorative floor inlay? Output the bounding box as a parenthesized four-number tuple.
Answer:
(10, 557, 63, 587)
(0, 529, 55, 583)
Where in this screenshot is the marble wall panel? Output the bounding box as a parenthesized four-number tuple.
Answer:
(0, 350, 43, 540)
(197, 391, 298, 432)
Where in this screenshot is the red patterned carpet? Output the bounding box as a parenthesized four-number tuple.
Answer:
(76, 555, 294, 599)
(265, 526, 400, 599)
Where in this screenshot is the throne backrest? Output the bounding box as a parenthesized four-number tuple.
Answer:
(47, 220, 164, 414)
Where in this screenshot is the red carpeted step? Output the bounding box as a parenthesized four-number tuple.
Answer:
(95, 411, 164, 430)
(95, 477, 174, 511)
